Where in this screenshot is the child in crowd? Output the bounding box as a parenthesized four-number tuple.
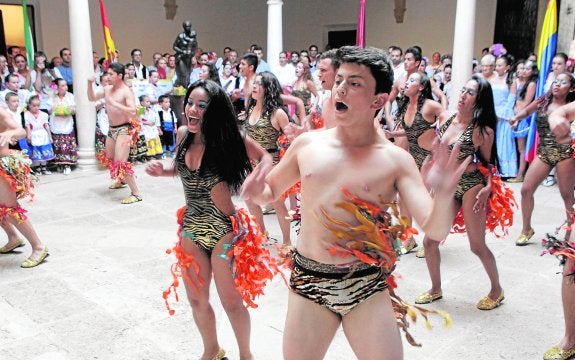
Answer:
(157, 95, 177, 158)
(145, 70, 168, 108)
(5, 92, 29, 154)
(138, 95, 162, 159)
(94, 73, 109, 154)
(23, 95, 54, 174)
(50, 78, 77, 175)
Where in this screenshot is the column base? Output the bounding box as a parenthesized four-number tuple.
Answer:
(76, 148, 98, 170)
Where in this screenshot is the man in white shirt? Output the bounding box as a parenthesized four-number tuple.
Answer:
(130, 49, 149, 80)
(388, 46, 405, 82)
(272, 51, 296, 87)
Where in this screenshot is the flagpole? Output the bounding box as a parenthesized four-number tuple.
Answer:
(22, 0, 34, 67)
(356, 0, 366, 48)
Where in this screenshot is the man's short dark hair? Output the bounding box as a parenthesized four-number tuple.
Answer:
(405, 47, 422, 62)
(319, 49, 340, 69)
(59, 47, 70, 58)
(389, 46, 402, 55)
(242, 53, 258, 70)
(335, 46, 393, 94)
(131, 48, 142, 56)
(411, 45, 423, 56)
(7, 46, 19, 56)
(108, 62, 126, 78)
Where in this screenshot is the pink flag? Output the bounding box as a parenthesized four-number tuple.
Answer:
(356, 0, 366, 47)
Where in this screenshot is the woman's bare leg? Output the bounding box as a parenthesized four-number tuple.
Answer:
(180, 238, 220, 360)
(212, 234, 253, 360)
(462, 185, 502, 300)
(520, 158, 551, 234)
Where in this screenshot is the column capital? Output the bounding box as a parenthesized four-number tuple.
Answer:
(267, 0, 283, 6)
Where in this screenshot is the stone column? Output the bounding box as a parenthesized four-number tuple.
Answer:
(69, 0, 97, 168)
(267, 0, 283, 70)
(450, 0, 476, 111)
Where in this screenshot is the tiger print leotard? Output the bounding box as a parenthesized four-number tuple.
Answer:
(400, 96, 435, 169)
(535, 111, 574, 166)
(177, 147, 233, 254)
(438, 114, 485, 201)
(245, 107, 281, 165)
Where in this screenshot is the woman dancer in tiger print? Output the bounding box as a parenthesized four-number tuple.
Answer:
(146, 80, 271, 360)
(416, 75, 504, 311)
(244, 71, 292, 246)
(394, 72, 443, 257)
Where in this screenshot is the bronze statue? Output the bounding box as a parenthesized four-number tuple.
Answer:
(173, 20, 197, 89)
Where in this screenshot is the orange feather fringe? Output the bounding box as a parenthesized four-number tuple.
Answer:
(0, 151, 34, 201)
(452, 164, 517, 238)
(163, 206, 278, 315)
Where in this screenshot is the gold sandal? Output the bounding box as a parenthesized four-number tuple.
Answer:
(476, 291, 504, 310)
(212, 348, 227, 360)
(544, 344, 575, 360)
(515, 229, 535, 246)
(0, 239, 24, 253)
(21, 247, 49, 268)
(415, 290, 443, 304)
(108, 182, 127, 189)
(121, 194, 142, 204)
(400, 237, 418, 254)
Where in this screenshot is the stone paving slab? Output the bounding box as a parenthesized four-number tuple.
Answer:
(0, 162, 569, 359)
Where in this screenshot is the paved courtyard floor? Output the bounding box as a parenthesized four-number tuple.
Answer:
(0, 161, 570, 360)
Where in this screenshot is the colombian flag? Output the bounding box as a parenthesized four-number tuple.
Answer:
(22, 0, 34, 67)
(525, 0, 557, 162)
(99, 0, 116, 68)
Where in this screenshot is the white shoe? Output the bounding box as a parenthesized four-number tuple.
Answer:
(63, 166, 71, 175)
(542, 175, 556, 187)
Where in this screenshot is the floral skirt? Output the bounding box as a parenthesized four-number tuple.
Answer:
(51, 133, 78, 165)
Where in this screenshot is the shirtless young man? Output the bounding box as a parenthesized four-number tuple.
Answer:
(231, 53, 258, 114)
(242, 46, 470, 360)
(312, 50, 338, 130)
(88, 63, 141, 204)
(0, 107, 48, 268)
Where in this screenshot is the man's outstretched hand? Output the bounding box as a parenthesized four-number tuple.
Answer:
(422, 139, 472, 197)
(240, 161, 269, 203)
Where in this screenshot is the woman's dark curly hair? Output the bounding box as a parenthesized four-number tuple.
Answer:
(397, 72, 433, 119)
(176, 79, 251, 193)
(247, 71, 289, 120)
(469, 74, 498, 165)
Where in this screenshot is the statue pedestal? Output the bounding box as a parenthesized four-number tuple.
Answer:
(169, 95, 186, 127)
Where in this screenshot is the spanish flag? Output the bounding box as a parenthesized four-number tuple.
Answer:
(22, 0, 34, 67)
(525, 0, 557, 162)
(99, 0, 116, 68)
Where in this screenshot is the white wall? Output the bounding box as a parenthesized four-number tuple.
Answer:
(0, 0, 510, 65)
